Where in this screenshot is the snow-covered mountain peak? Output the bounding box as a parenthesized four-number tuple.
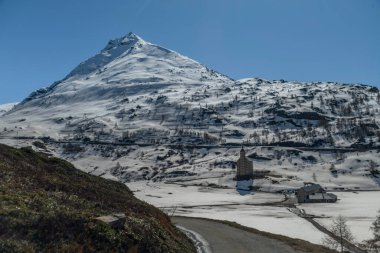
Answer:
(120, 32, 143, 42)
(104, 32, 146, 51)
(11, 33, 233, 111)
(64, 32, 146, 80)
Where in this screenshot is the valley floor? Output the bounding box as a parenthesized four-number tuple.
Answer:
(128, 181, 380, 245)
(1, 137, 379, 245)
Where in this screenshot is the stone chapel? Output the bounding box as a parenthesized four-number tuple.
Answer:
(236, 147, 253, 180)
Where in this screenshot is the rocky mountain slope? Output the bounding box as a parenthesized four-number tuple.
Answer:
(0, 32, 379, 190)
(0, 143, 195, 253)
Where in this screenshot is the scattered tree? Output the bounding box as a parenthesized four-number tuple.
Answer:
(369, 160, 379, 175)
(362, 210, 380, 252)
(329, 164, 337, 175)
(312, 172, 317, 182)
(364, 210, 380, 252)
(323, 215, 355, 253)
(371, 211, 380, 251)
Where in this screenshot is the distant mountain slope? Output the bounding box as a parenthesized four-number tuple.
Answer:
(0, 103, 17, 116)
(0, 32, 379, 188)
(2, 33, 378, 149)
(0, 144, 195, 253)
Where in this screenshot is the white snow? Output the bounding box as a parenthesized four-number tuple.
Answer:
(176, 225, 211, 253)
(0, 32, 379, 246)
(0, 102, 18, 116)
(300, 191, 380, 243)
(128, 181, 380, 244)
(128, 181, 326, 244)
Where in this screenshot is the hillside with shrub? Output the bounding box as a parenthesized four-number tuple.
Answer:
(0, 144, 195, 253)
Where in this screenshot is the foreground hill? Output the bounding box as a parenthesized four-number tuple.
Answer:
(0, 144, 195, 253)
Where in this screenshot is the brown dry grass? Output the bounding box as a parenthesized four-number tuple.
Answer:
(0, 144, 195, 253)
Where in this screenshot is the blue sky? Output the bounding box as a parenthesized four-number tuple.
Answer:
(0, 0, 379, 104)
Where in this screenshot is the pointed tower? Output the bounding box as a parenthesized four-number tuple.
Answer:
(236, 147, 253, 180)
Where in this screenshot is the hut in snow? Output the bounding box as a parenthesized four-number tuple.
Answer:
(296, 183, 337, 203)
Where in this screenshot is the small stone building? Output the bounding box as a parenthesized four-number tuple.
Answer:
(296, 183, 337, 203)
(236, 147, 253, 180)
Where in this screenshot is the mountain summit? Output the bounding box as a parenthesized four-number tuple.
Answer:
(15, 32, 232, 110)
(65, 32, 146, 79)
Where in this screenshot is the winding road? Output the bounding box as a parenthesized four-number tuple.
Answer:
(172, 216, 306, 253)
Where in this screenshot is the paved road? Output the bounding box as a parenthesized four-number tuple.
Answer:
(172, 216, 304, 253)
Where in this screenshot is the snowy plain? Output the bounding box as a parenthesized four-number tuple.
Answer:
(301, 191, 380, 242)
(128, 181, 380, 245)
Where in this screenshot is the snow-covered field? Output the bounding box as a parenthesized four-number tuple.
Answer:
(128, 181, 380, 245)
(128, 181, 284, 207)
(301, 191, 380, 242)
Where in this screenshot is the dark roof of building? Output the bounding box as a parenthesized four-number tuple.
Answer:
(309, 193, 337, 200)
(302, 183, 323, 193)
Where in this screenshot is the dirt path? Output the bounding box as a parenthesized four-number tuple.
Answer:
(172, 216, 306, 253)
